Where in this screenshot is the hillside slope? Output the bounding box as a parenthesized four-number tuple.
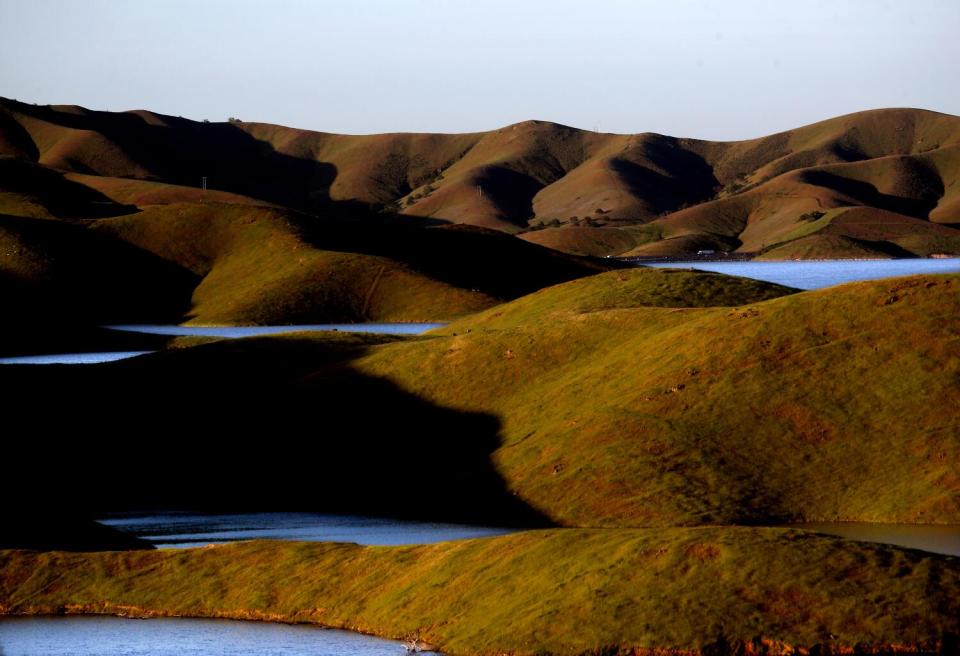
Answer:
(0, 183, 614, 330)
(3, 269, 955, 527)
(2, 529, 958, 655)
(2, 98, 959, 256)
(351, 271, 960, 526)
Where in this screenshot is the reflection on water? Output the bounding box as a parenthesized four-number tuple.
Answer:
(99, 511, 517, 548)
(647, 258, 960, 290)
(0, 351, 153, 365)
(784, 522, 960, 557)
(106, 323, 445, 338)
(0, 616, 431, 656)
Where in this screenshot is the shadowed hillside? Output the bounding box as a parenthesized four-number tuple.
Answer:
(0, 212, 197, 322)
(1, 516, 153, 552)
(0, 195, 615, 334)
(3, 270, 955, 528)
(352, 271, 960, 526)
(2, 98, 959, 257)
(0, 331, 549, 527)
(86, 203, 613, 325)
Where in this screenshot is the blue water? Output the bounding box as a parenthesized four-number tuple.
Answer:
(647, 258, 960, 290)
(0, 351, 153, 365)
(107, 323, 445, 338)
(0, 616, 432, 656)
(0, 323, 444, 365)
(99, 512, 516, 548)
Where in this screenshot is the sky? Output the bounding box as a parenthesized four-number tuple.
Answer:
(1, 0, 958, 140)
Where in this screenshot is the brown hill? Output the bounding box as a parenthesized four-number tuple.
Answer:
(2, 98, 959, 257)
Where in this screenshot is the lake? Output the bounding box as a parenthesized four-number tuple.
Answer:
(0, 351, 153, 365)
(106, 323, 446, 338)
(0, 323, 445, 365)
(97, 512, 960, 557)
(0, 616, 429, 656)
(646, 257, 960, 290)
(99, 511, 517, 548)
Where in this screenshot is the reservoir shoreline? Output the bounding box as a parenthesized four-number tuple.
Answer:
(3, 529, 958, 656)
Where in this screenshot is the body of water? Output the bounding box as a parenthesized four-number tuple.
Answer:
(784, 522, 960, 557)
(99, 512, 516, 548)
(0, 616, 429, 656)
(0, 351, 153, 365)
(646, 258, 960, 290)
(0, 323, 444, 365)
(106, 323, 445, 338)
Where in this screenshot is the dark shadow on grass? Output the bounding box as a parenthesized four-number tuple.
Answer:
(2, 100, 622, 302)
(0, 213, 198, 325)
(849, 237, 918, 258)
(0, 158, 138, 219)
(2, 335, 553, 528)
(290, 218, 623, 301)
(799, 170, 941, 220)
(2, 100, 339, 212)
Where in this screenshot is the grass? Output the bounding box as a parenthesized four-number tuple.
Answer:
(2, 528, 958, 655)
(351, 272, 960, 526)
(4, 99, 960, 653)
(0, 212, 197, 323)
(3, 269, 954, 528)
(5, 97, 960, 256)
(90, 202, 615, 325)
(757, 207, 960, 259)
(519, 226, 638, 257)
(436, 267, 796, 329)
(91, 203, 498, 324)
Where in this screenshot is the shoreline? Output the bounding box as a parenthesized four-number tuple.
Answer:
(618, 255, 960, 264)
(3, 528, 958, 656)
(1, 581, 951, 656)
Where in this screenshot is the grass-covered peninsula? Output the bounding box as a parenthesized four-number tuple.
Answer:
(3, 529, 959, 655)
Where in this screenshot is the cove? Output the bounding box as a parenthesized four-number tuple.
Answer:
(0, 616, 434, 656)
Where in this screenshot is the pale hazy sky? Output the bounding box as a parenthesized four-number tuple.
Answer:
(1, 0, 957, 140)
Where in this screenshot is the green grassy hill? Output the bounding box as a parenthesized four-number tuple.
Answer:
(351, 271, 960, 526)
(3, 269, 955, 527)
(91, 203, 497, 324)
(2, 529, 958, 655)
(88, 202, 613, 325)
(0, 180, 614, 333)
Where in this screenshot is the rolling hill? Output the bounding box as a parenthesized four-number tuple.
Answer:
(2, 98, 958, 656)
(352, 270, 960, 526)
(2, 98, 959, 257)
(3, 269, 956, 528)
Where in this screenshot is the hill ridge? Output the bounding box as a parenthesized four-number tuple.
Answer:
(2, 97, 959, 255)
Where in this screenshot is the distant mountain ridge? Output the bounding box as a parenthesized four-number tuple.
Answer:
(1, 97, 959, 258)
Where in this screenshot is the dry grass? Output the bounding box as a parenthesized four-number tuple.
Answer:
(4, 98, 959, 255)
(2, 528, 958, 655)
